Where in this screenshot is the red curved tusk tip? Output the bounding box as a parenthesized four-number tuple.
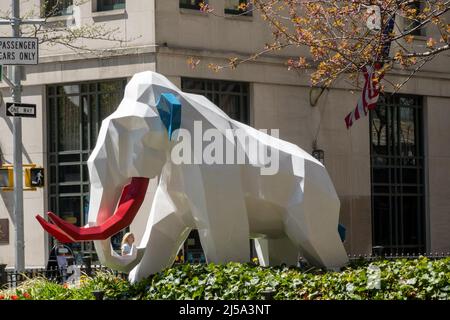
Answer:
(36, 216, 75, 243)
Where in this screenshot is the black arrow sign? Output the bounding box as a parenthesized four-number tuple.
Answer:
(6, 102, 36, 118)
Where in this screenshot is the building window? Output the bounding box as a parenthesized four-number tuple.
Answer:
(370, 94, 425, 255)
(225, 0, 252, 16)
(47, 79, 127, 263)
(181, 78, 249, 124)
(44, 0, 73, 17)
(97, 0, 125, 12)
(179, 0, 206, 10)
(183, 231, 206, 263)
(404, 1, 425, 36)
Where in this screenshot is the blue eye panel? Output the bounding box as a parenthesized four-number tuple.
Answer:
(156, 93, 182, 140)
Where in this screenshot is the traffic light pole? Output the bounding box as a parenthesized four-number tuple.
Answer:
(0, 0, 44, 272)
(11, 0, 24, 273)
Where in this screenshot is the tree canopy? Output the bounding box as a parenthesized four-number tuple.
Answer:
(191, 0, 450, 91)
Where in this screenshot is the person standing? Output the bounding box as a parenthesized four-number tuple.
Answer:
(121, 232, 135, 256)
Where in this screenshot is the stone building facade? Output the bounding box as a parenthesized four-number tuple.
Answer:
(0, 0, 449, 267)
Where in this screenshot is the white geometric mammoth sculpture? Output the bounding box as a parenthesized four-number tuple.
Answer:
(37, 71, 348, 283)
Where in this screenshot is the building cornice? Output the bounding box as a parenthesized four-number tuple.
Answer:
(156, 45, 450, 82)
(155, 47, 450, 99)
(38, 44, 158, 63)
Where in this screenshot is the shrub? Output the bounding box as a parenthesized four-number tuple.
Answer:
(1, 257, 449, 300)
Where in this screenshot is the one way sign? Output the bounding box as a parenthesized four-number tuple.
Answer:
(6, 102, 36, 118)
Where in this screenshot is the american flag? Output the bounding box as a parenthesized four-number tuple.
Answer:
(344, 64, 383, 129)
(344, 14, 395, 129)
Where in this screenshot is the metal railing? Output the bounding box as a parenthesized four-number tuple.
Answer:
(347, 251, 450, 262)
(2, 251, 449, 289)
(0, 263, 127, 289)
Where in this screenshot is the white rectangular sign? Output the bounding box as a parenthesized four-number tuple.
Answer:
(0, 37, 39, 65)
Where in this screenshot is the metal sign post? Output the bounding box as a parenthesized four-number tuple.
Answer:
(11, 0, 24, 274)
(0, 0, 44, 272)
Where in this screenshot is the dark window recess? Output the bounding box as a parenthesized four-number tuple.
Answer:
(183, 230, 206, 263)
(404, 1, 425, 36)
(225, 0, 252, 16)
(179, 0, 206, 10)
(370, 94, 425, 255)
(97, 0, 125, 12)
(182, 78, 250, 124)
(47, 79, 127, 263)
(44, 0, 73, 17)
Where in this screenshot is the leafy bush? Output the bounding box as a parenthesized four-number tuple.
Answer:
(1, 257, 449, 300)
(141, 258, 450, 300)
(0, 271, 130, 300)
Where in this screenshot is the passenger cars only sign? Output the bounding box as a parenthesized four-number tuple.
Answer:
(0, 37, 38, 65)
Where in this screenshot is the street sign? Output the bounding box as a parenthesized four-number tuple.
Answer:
(0, 37, 38, 65)
(6, 102, 36, 118)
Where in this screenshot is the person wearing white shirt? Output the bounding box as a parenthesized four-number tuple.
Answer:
(121, 232, 135, 256)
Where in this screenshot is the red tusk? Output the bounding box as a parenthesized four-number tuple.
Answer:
(36, 177, 149, 242)
(36, 215, 76, 243)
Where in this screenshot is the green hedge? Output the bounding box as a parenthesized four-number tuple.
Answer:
(1, 257, 450, 300)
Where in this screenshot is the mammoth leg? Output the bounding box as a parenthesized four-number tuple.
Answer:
(183, 165, 250, 263)
(284, 179, 348, 269)
(284, 204, 348, 270)
(283, 161, 348, 269)
(128, 185, 191, 283)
